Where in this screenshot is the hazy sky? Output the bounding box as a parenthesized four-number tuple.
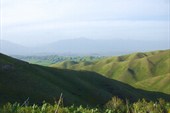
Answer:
(0, 0, 169, 46)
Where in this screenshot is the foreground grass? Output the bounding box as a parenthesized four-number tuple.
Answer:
(1, 97, 170, 113)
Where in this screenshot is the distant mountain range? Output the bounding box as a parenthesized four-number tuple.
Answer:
(0, 53, 170, 106)
(1, 38, 169, 55)
(0, 40, 32, 55)
(52, 49, 170, 94)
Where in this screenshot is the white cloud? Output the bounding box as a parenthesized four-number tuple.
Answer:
(2, 0, 169, 26)
(4, 20, 169, 39)
(1, 0, 169, 45)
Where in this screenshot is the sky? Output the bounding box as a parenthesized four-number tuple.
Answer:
(0, 0, 169, 46)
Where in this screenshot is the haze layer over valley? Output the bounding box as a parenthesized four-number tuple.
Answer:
(1, 38, 169, 56)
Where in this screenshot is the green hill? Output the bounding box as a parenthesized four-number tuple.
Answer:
(134, 73, 170, 94)
(52, 50, 170, 94)
(1, 53, 170, 106)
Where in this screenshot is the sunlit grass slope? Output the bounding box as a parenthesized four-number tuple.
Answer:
(134, 73, 170, 94)
(52, 50, 170, 94)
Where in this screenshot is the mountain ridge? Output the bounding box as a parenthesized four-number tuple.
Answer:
(1, 53, 170, 106)
(1, 39, 169, 56)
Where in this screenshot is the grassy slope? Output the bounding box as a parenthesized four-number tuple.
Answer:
(134, 73, 170, 94)
(1, 53, 170, 106)
(52, 50, 170, 94)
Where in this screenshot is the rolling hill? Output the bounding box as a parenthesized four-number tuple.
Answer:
(52, 49, 170, 94)
(134, 73, 170, 93)
(1, 53, 170, 106)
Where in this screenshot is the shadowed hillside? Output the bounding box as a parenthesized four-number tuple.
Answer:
(52, 50, 170, 94)
(0, 53, 170, 106)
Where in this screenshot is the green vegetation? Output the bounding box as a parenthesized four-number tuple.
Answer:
(0, 97, 170, 113)
(134, 73, 170, 94)
(52, 49, 170, 94)
(1, 50, 170, 113)
(1, 53, 170, 107)
(14, 55, 104, 66)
